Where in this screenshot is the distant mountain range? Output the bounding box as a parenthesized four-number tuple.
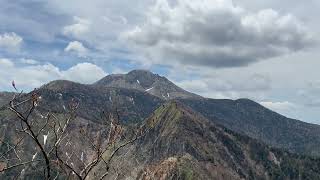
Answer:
(1, 69, 320, 179)
(36, 69, 320, 156)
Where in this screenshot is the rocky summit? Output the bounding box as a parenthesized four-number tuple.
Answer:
(94, 70, 201, 100)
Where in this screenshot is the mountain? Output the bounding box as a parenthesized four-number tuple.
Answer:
(3, 70, 320, 156)
(94, 70, 201, 100)
(1, 70, 320, 179)
(99, 101, 320, 179)
(93, 70, 320, 156)
(2, 99, 320, 179)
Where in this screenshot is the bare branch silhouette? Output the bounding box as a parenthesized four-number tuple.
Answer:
(0, 88, 150, 180)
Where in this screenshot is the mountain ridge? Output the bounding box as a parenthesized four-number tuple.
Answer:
(115, 101, 320, 179)
(1, 69, 320, 157)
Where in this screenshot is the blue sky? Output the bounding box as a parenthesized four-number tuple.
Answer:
(1, 0, 320, 124)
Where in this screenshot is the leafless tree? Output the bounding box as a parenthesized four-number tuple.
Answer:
(0, 88, 147, 179)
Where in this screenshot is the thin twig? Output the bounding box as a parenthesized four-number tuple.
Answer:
(0, 159, 42, 172)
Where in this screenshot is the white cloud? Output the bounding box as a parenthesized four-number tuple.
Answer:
(260, 101, 297, 112)
(64, 41, 88, 57)
(20, 58, 39, 65)
(63, 16, 91, 38)
(176, 80, 209, 94)
(0, 59, 107, 91)
(259, 101, 312, 120)
(175, 72, 271, 100)
(62, 62, 107, 84)
(110, 67, 128, 74)
(123, 0, 315, 68)
(0, 32, 23, 52)
(0, 58, 15, 68)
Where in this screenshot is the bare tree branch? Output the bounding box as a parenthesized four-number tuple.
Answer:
(1, 89, 153, 180)
(0, 159, 43, 172)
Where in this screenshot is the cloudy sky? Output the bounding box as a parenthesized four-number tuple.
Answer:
(0, 0, 319, 124)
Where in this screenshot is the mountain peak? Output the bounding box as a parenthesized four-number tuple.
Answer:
(127, 69, 155, 76)
(94, 69, 201, 100)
